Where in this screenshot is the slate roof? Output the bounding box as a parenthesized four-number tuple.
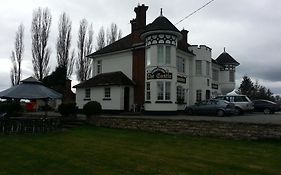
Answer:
(216, 52, 240, 66)
(143, 16, 180, 34)
(87, 34, 133, 58)
(73, 71, 135, 88)
(87, 15, 191, 57)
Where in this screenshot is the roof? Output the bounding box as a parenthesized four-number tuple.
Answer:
(73, 71, 135, 88)
(21, 76, 42, 84)
(143, 16, 181, 34)
(216, 52, 240, 66)
(87, 34, 133, 58)
(0, 77, 62, 99)
(87, 15, 186, 58)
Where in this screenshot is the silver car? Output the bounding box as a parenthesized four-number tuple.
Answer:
(185, 99, 235, 117)
(215, 95, 254, 115)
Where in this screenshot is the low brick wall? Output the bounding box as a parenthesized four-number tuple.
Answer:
(89, 116, 281, 140)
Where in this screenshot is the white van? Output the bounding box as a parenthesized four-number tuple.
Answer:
(215, 95, 254, 115)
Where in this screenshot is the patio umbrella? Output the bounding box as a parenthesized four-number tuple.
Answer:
(0, 77, 62, 100)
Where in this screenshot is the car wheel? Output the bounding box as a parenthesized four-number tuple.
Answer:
(264, 108, 271, 114)
(186, 109, 193, 115)
(216, 110, 225, 117)
(234, 107, 242, 115)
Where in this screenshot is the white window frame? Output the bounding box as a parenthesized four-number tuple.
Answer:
(157, 81, 171, 101)
(206, 61, 210, 76)
(85, 88, 91, 98)
(196, 60, 202, 75)
(177, 57, 185, 73)
(104, 87, 111, 98)
(146, 82, 151, 101)
(157, 45, 171, 65)
(196, 90, 202, 102)
(177, 86, 185, 103)
(97, 60, 102, 74)
(229, 71, 235, 82)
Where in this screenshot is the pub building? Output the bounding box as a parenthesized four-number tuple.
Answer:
(74, 4, 240, 113)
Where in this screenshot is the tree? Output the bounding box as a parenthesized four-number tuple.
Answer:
(238, 75, 254, 97)
(56, 12, 74, 78)
(238, 75, 275, 100)
(31, 7, 52, 81)
(76, 19, 93, 81)
(10, 24, 24, 86)
(106, 23, 122, 45)
(95, 26, 106, 50)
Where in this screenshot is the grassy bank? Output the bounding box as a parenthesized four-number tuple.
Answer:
(0, 126, 280, 175)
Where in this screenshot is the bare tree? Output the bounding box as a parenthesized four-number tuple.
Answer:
(95, 26, 106, 50)
(31, 7, 52, 81)
(56, 12, 74, 78)
(10, 24, 24, 86)
(106, 23, 122, 45)
(76, 19, 93, 81)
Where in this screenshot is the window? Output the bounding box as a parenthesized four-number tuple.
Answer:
(177, 86, 185, 103)
(196, 60, 202, 75)
(146, 82, 151, 101)
(97, 60, 102, 74)
(207, 79, 210, 86)
(157, 45, 171, 64)
(104, 87, 111, 98)
(196, 90, 202, 102)
(146, 49, 151, 66)
(177, 57, 185, 73)
(85, 88, 91, 98)
(229, 71, 235, 82)
(157, 81, 171, 101)
(212, 69, 219, 81)
(206, 62, 210, 76)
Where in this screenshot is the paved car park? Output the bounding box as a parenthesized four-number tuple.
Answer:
(103, 112, 281, 125)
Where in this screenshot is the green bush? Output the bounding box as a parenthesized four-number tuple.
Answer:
(58, 103, 77, 117)
(83, 101, 102, 117)
(0, 101, 23, 117)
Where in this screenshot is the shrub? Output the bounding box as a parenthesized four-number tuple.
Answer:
(0, 101, 23, 117)
(58, 103, 77, 117)
(83, 101, 102, 117)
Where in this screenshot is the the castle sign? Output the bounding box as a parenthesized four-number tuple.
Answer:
(147, 67, 172, 80)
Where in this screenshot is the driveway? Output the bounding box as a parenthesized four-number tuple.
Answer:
(101, 112, 281, 125)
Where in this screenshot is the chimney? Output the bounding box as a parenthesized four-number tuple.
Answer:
(181, 29, 189, 43)
(134, 4, 148, 30)
(130, 18, 137, 33)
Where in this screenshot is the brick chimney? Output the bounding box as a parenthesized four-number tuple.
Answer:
(130, 4, 148, 33)
(181, 29, 189, 43)
(134, 4, 148, 30)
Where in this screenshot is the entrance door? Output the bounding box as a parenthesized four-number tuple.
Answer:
(124, 87, 130, 111)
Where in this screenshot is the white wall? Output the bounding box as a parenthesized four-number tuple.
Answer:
(76, 85, 134, 110)
(92, 51, 133, 79)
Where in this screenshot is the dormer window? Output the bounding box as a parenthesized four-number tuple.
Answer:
(97, 60, 102, 74)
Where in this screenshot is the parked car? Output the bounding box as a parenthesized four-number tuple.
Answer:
(252, 99, 281, 114)
(215, 95, 254, 115)
(185, 99, 235, 117)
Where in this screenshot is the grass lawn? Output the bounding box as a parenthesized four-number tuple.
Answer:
(0, 126, 281, 175)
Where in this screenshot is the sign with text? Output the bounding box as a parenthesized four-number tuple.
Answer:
(177, 75, 186, 83)
(147, 67, 172, 80)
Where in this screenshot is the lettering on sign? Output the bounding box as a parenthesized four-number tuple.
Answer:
(147, 67, 172, 80)
(212, 83, 218, 89)
(177, 75, 186, 83)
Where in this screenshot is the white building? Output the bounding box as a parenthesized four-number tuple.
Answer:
(74, 4, 240, 113)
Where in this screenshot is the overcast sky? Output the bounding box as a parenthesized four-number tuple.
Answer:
(1, 0, 281, 94)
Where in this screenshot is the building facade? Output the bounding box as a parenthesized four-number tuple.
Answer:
(74, 4, 240, 113)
